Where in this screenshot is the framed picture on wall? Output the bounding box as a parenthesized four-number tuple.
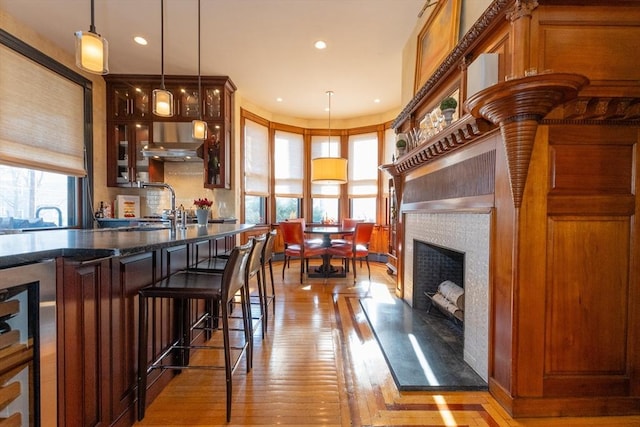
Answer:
(414, 0, 462, 92)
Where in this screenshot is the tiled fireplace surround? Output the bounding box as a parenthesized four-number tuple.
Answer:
(403, 212, 490, 381)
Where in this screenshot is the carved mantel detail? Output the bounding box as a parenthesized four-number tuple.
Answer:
(380, 114, 495, 177)
(464, 73, 589, 208)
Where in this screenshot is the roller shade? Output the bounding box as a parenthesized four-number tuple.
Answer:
(0, 44, 86, 176)
(243, 119, 269, 196)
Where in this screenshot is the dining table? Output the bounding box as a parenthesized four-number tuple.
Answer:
(304, 225, 354, 278)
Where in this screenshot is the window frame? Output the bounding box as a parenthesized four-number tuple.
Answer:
(0, 29, 93, 229)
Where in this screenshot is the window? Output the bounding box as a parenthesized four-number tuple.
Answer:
(348, 133, 379, 221)
(244, 195, 265, 224)
(243, 119, 269, 224)
(275, 197, 300, 222)
(311, 135, 341, 222)
(350, 198, 376, 222)
(312, 198, 339, 223)
(0, 165, 77, 230)
(0, 30, 92, 231)
(274, 130, 303, 222)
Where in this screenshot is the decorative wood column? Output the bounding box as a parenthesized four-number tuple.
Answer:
(464, 73, 589, 207)
(506, 0, 539, 77)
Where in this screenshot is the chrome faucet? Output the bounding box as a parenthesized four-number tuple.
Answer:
(137, 181, 177, 229)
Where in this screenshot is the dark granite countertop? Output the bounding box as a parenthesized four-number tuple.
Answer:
(0, 223, 254, 269)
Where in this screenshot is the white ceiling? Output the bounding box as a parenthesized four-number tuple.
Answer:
(0, 0, 430, 120)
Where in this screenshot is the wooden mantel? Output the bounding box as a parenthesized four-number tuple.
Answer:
(465, 72, 589, 207)
(385, 0, 640, 419)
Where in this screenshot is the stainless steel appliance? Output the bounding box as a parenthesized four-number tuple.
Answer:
(0, 260, 56, 426)
(141, 122, 204, 161)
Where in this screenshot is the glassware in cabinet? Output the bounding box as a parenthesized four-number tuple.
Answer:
(112, 84, 150, 118)
(204, 87, 222, 119)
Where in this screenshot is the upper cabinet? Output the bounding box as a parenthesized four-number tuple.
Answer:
(111, 83, 151, 119)
(105, 75, 236, 189)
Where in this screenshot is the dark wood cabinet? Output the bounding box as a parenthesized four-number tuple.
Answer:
(57, 257, 111, 427)
(56, 236, 239, 425)
(109, 251, 157, 426)
(105, 75, 236, 189)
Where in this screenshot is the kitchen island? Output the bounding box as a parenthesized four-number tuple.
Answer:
(0, 223, 254, 427)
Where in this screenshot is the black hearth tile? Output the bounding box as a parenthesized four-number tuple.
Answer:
(360, 297, 487, 391)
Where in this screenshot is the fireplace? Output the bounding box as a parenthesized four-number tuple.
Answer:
(413, 241, 465, 315)
(404, 212, 490, 381)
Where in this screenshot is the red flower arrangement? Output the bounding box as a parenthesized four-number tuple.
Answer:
(194, 198, 213, 209)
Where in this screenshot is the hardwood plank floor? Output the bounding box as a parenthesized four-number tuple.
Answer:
(135, 261, 640, 426)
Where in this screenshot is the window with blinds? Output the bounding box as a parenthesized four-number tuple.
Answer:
(274, 130, 303, 222)
(243, 119, 269, 224)
(348, 133, 379, 221)
(0, 44, 86, 176)
(0, 29, 92, 230)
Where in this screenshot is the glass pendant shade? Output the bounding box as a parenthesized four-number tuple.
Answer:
(74, 31, 108, 75)
(311, 157, 348, 184)
(152, 89, 174, 117)
(192, 119, 207, 140)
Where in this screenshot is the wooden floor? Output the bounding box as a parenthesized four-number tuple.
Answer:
(135, 261, 640, 427)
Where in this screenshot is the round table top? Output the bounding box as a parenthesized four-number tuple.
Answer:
(304, 226, 354, 234)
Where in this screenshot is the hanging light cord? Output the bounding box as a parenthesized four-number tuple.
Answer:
(160, 0, 166, 90)
(327, 90, 333, 157)
(89, 0, 97, 34)
(197, 0, 202, 121)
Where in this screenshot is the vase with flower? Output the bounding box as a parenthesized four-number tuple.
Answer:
(194, 198, 213, 225)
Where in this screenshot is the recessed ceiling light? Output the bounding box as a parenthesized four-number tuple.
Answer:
(134, 36, 148, 45)
(374, 98, 381, 103)
(314, 40, 327, 50)
(276, 97, 283, 102)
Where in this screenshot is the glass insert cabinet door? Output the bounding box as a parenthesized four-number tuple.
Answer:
(112, 84, 150, 118)
(175, 85, 222, 119)
(205, 122, 223, 186)
(109, 123, 161, 186)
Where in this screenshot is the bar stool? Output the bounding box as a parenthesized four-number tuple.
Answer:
(244, 234, 267, 338)
(137, 241, 252, 423)
(188, 234, 268, 340)
(260, 230, 277, 333)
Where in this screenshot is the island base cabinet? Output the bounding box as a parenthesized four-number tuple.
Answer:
(56, 242, 226, 426)
(57, 251, 176, 427)
(57, 257, 112, 427)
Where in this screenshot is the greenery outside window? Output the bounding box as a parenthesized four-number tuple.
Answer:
(275, 197, 300, 223)
(244, 195, 265, 224)
(312, 198, 339, 223)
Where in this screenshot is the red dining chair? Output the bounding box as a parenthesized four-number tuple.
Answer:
(326, 222, 375, 282)
(279, 221, 326, 283)
(330, 218, 362, 247)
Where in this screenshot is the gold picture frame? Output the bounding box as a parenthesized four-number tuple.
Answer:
(414, 0, 462, 92)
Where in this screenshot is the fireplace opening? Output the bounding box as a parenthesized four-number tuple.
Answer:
(413, 240, 465, 316)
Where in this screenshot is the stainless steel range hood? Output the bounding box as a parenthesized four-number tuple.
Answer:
(142, 122, 204, 162)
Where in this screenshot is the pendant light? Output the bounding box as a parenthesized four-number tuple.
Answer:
(74, 0, 109, 75)
(153, 0, 174, 117)
(192, 0, 207, 140)
(311, 91, 348, 184)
